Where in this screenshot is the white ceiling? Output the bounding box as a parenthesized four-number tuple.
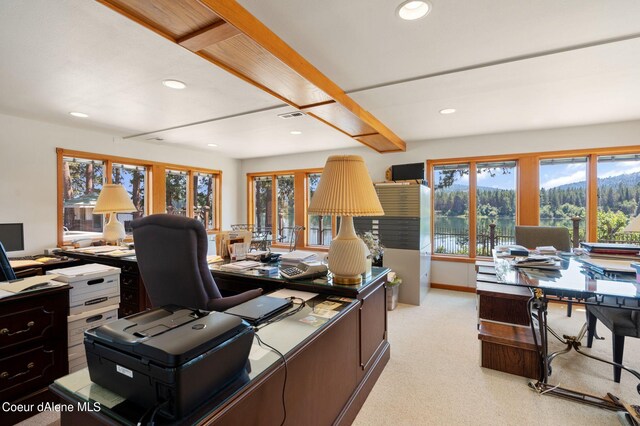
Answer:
(1, 0, 639, 159)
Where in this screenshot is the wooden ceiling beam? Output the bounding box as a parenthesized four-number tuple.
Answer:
(178, 20, 241, 52)
(97, 0, 406, 153)
(198, 0, 406, 152)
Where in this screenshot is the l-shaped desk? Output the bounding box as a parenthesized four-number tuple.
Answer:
(52, 250, 391, 425)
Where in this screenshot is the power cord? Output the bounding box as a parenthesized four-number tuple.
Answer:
(254, 333, 288, 426)
(149, 400, 169, 425)
(136, 399, 168, 426)
(254, 297, 306, 330)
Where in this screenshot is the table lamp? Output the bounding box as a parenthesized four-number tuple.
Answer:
(308, 155, 384, 284)
(93, 184, 137, 243)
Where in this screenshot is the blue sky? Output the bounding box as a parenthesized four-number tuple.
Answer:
(435, 160, 640, 190)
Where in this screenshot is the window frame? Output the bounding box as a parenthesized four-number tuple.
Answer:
(247, 167, 334, 251)
(427, 145, 640, 262)
(56, 148, 222, 246)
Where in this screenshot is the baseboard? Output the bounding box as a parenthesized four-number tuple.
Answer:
(431, 282, 477, 293)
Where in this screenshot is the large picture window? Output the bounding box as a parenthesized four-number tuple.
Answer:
(433, 164, 470, 255)
(247, 168, 332, 249)
(57, 149, 221, 245)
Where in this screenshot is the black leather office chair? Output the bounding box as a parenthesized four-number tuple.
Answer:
(586, 299, 640, 383)
(515, 225, 574, 316)
(131, 214, 262, 311)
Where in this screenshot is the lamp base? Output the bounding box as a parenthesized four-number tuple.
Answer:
(327, 216, 367, 286)
(103, 213, 126, 243)
(332, 274, 363, 285)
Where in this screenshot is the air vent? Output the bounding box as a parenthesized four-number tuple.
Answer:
(277, 111, 306, 119)
(146, 137, 164, 141)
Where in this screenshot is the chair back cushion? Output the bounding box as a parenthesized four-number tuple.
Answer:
(131, 214, 221, 310)
(515, 226, 572, 251)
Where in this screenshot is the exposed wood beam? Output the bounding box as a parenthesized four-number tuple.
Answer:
(178, 20, 241, 52)
(198, 0, 406, 152)
(97, 0, 406, 153)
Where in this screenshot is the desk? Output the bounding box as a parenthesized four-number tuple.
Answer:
(1, 285, 70, 424)
(50, 291, 389, 425)
(493, 252, 640, 410)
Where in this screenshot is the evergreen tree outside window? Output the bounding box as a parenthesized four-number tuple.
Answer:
(193, 172, 216, 229)
(165, 169, 187, 216)
(62, 157, 104, 235)
(276, 175, 295, 243)
(308, 173, 332, 246)
(433, 164, 470, 254)
(112, 163, 145, 233)
(253, 176, 273, 231)
(539, 157, 587, 242)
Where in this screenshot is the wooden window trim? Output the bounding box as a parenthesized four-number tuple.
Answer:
(57, 148, 222, 246)
(428, 144, 640, 263)
(247, 167, 330, 251)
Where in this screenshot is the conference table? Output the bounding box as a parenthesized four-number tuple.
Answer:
(493, 250, 640, 412)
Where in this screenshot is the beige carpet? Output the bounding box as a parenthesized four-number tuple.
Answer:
(354, 289, 639, 426)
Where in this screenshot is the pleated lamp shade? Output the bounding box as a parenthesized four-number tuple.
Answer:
(93, 184, 136, 214)
(308, 155, 384, 217)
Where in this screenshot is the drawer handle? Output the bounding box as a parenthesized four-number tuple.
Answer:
(87, 278, 104, 285)
(1, 321, 35, 337)
(1, 362, 35, 381)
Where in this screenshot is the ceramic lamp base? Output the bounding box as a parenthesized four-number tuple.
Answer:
(103, 213, 126, 243)
(328, 216, 367, 286)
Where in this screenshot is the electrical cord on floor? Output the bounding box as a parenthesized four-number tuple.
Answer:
(254, 333, 288, 426)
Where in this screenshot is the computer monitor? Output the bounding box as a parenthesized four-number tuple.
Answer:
(0, 242, 17, 282)
(0, 223, 24, 252)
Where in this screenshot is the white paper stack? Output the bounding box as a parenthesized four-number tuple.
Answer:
(219, 260, 262, 272)
(280, 250, 318, 266)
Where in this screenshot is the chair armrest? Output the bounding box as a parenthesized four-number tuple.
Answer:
(207, 288, 263, 312)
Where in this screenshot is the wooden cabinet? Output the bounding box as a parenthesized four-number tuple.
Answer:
(0, 286, 70, 424)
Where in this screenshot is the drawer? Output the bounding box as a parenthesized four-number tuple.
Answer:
(120, 287, 139, 305)
(121, 275, 139, 288)
(0, 306, 56, 349)
(120, 263, 139, 275)
(119, 303, 139, 318)
(0, 345, 56, 401)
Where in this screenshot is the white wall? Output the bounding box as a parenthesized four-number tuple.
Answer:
(0, 113, 242, 255)
(240, 119, 640, 287)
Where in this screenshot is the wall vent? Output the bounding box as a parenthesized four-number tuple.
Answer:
(277, 111, 306, 119)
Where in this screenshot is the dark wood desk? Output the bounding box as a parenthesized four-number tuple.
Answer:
(0, 285, 70, 425)
(50, 284, 390, 425)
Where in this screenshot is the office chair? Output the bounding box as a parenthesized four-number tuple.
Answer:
(586, 299, 640, 383)
(515, 225, 574, 315)
(131, 214, 262, 311)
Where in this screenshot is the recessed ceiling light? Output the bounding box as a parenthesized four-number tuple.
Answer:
(439, 108, 456, 115)
(290, 130, 302, 135)
(207, 143, 218, 147)
(397, 0, 431, 21)
(162, 79, 187, 90)
(69, 111, 89, 118)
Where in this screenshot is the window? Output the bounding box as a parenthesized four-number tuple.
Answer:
(539, 157, 587, 243)
(307, 173, 333, 246)
(57, 149, 222, 245)
(165, 169, 188, 216)
(433, 164, 470, 255)
(276, 175, 295, 243)
(247, 168, 332, 249)
(62, 157, 104, 238)
(252, 176, 273, 231)
(597, 155, 640, 243)
(193, 172, 216, 229)
(476, 161, 517, 256)
(112, 163, 146, 233)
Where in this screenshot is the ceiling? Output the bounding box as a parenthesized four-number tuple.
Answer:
(1, 0, 639, 159)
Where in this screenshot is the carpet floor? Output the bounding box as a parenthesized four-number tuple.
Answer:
(353, 289, 640, 426)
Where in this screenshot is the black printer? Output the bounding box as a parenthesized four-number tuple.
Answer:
(84, 305, 254, 419)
